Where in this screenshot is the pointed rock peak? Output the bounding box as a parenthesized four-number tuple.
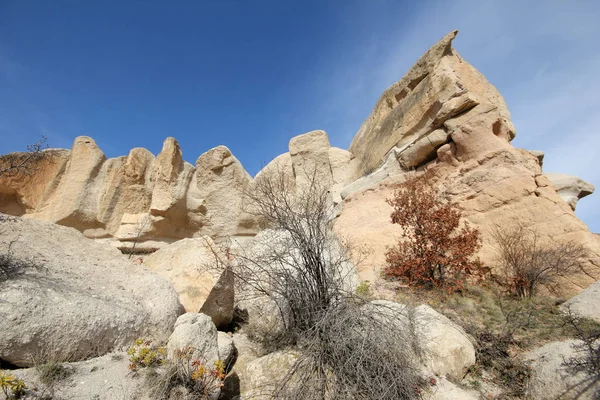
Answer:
(72, 136, 100, 150)
(156, 137, 183, 167)
(196, 145, 237, 171)
(71, 136, 105, 159)
(160, 137, 182, 155)
(289, 130, 331, 156)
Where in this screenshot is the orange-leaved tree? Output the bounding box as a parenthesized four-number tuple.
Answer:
(385, 172, 484, 292)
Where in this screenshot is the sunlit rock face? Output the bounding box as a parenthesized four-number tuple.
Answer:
(0, 31, 597, 296)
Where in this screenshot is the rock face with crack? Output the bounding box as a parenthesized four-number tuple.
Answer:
(0, 217, 183, 367)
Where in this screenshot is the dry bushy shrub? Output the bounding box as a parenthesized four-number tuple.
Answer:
(492, 222, 588, 298)
(226, 165, 424, 399)
(0, 136, 48, 177)
(0, 242, 42, 282)
(385, 172, 484, 292)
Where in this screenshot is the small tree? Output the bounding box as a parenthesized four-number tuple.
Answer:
(385, 172, 483, 292)
(492, 222, 588, 298)
(0, 136, 49, 177)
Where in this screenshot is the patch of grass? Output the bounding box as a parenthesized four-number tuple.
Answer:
(37, 362, 72, 386)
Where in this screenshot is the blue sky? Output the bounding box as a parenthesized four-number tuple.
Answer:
(1, 1, 599, 231)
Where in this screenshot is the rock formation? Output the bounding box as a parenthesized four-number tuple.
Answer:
(0, 30, 597, 295)
(0, 217, 183, 367)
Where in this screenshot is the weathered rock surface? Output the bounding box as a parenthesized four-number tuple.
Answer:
(0, 137, 254, 250)
(238, 350, 300, 399)
(563, 279, 600, 323)
(368, 301, 476, 380)
(0, 217, 183, 367)
(166, 313, 219, 365)
(12, 351, 147, 400)
(217, 331, 236, 368)
(426, 377, 479, 400)
(142, 237, 224, 312)
(545, 172, 595, 211)
(525, 339, 600, 400)
(199, 265, 235, 329)
(347, 30, 514, 181)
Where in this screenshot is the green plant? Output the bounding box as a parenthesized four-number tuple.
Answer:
(37, 362, 72, 386)
(149, 347, 225, 399)
(0, 371, 27, 399)
(384, 172, 484, 293)
(127, 338, 166, 371)
(355, 281, 371, 297)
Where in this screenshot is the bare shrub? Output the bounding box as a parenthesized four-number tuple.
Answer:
(562, 306, 600, 398)
(0, 136, 49, 177)
(492, 222, 588, 298)
(385, 172, 484, 292)
(0, 241, 42, 282)
(224, 165, 424, 399)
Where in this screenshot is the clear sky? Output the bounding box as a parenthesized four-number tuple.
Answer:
(1, 1, 599, 232)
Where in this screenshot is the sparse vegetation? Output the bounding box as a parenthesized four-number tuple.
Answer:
(0, 136, 49, 178)
(0, 241, 42, 282)
(148, 347, 225, 400)
(385, 172, 485, 293)
(492, 222, 589, 298)
(36, 362, 72, 386)
(0, 371, 27, 399)
(227, 165, 424, 399)
(562, 306, 600, 398)
(127, 338, 166, 371)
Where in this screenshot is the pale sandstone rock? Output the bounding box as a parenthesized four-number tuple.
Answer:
(0, 217, 183, 367)
(195, 145, 253, 237)
(238, 350, 300, 399)
(143, 237, 225, 313)
(289, 130, 334, 193)
(335, 148, 600, 295)
(528, 150, 545, 166)
(217, 331, 236, 368)
(426, 377, 479, 400)
(348, 30, 514, 180)
(525, 339, 600, 400)
(166, 313, 219, 365)
(12, 351, 147, 400)
(0, 149, 70, 216)
(545, 172, 595, 211)
(368, 301, 476, 380)
(562, 279, 600, 323)
(398, 129, 449, 168)
(40, 136, 107, 230)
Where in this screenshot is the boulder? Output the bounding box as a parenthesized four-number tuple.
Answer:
(217, 331, 236, 369)
(426, 377, 479, 400)
(525, 339, 600, 400)
(143, 237, 225, 313)
(166, 313, 219, 366)
(289, 130, 334, 194)
(545, 172, 595, 210)
(238, 350, 300, 399)
(0, 217, 183, 367)
(367, 301, 476, 380)
(562, 279, 600, 323)
(199, 265, 235, 329)
(195, 146, 254, 237)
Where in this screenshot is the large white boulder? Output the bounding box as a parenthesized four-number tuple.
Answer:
(166, 313, 219, 366)
(562, 279, 600, 323)
(367, 300, 476, 380)
(525, 339, 600, 400)
(0, 217, 183, 367)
